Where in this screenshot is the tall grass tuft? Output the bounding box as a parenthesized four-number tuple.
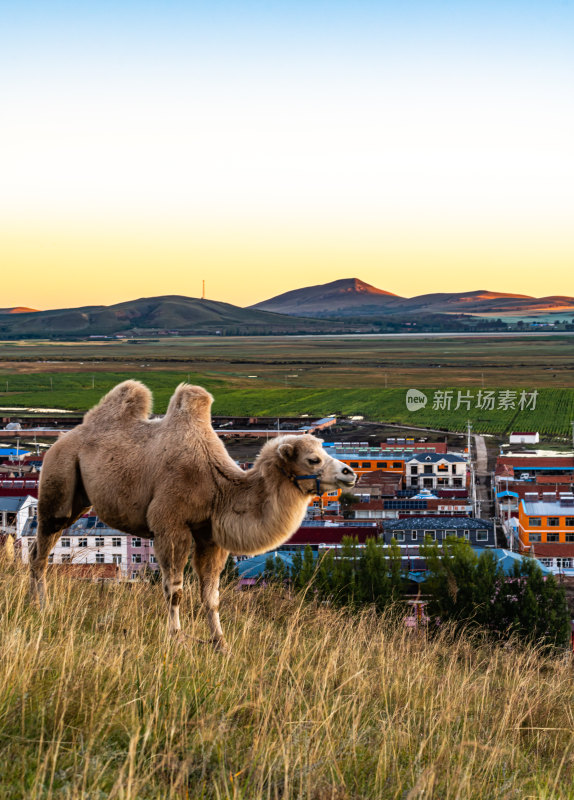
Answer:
(1, 562, 573, 799)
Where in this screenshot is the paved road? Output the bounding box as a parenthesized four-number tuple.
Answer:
(473, 433, 495, 521)
(473, 434, 488, 476)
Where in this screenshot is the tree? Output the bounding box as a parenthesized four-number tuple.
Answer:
(421, 538, 570, 648)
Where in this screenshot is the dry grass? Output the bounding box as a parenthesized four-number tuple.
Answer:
(1, 563, 574, 799)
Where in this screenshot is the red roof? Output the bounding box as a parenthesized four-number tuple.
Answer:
(536, 474, 574, 485)
(497, 456, 574, 469)
(356, 471, 402, 487)
(355, 500, 385, 510)
(286, 525, 379, 545)
(426, 498, 471, 509)
(531, 544, 574, 558)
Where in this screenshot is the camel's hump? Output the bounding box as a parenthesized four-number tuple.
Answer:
(164, 383, 214, 426)
(83, 380, 153, 425)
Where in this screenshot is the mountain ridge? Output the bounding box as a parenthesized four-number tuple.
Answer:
(251, 278, 574, 318)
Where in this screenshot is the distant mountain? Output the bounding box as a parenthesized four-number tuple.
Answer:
(251, 278, 403, 317)
(251, 279, 574, 318)
(0, 306, 38, 314)
(0, 295, 347, 338)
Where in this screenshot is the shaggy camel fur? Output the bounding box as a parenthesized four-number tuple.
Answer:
(29, 381, 356, 650)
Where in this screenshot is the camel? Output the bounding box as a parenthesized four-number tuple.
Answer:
(29, 381, 356, 650)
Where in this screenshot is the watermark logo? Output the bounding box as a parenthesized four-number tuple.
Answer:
(406, 389, 428, 411)
(405, 388, 538, 412)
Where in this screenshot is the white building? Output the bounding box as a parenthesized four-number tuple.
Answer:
(0, 495, 37, 538)
(509, 432, 540, 445)
(21, 514, 158, 579)
(406, 454, 467, 490)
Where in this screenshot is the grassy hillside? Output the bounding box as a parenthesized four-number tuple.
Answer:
(2, 371, 574, 436)
(1, 564, 573, 799)
(0, 297, 342, 337)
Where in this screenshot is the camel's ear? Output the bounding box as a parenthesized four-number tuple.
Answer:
(278, 441, 297, 462)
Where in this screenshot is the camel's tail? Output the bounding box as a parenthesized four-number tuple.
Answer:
(164, 383, 214, 427)
(83, 380, 153, 425)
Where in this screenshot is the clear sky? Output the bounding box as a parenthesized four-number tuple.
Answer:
(1, 0, 573, 309)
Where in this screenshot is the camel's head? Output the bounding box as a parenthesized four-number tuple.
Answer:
(275, 434, 356, 494)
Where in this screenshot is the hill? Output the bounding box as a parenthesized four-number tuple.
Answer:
(1, 566, 572, 798)
(0, 306, 39, 314)
(0, 295, 347, 337)
(251, 277, 403, 316)
(252, 279, 574, 318)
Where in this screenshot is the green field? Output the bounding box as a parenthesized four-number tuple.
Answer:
(1, 335, 574, 436)
(1, 370, 573, 437)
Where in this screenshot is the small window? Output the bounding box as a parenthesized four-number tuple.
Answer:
(132, 538, 141, 547)
(476, 530, 488, 542)
(112, 537, 122, 548)
(94, 536, 105, 547)
(445, 529, 456, 538)
(394, 533, 405, 543)
(557, 558, 573, 569)
(529, 533, 542, 542)
(149, 554, 157, 563)
(464, 530, 470, 540)
(547, 518, 560, 527)
(132, 554, 142, 563)
(424, 530, 436, 541)
(529, 518, 542, 527)
(566, 518, 574, 527)
(112, 554, 122, 564)
(61, 554, 71, 563)
(410, 466, 418, 475)
(349, 462, 359, 469)
(78, 538, 88, 548)
(566, 534, 574, 543)
(361, 462, 371, 468)
(539, 558, 553, 567)
(60, 538, 70, 548)
(546, 533, 559, 542)
(95, 553, 105, 563)
(411, 531, 418, 541)
(48, 554, 54, 563)
(392, 462, 402, 469)
(378, 462, 388, 469)
(131, 571, 138, 579)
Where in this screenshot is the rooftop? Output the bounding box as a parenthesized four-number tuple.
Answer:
(407, 453, 467, 464)
(0, 495, 36, 512)
(384, 517, 493, 531)
(521, 498, 574, 515)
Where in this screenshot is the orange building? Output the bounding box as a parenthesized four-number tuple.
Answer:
(517, 494, 574, 551)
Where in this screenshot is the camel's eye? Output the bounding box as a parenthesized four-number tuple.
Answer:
(308, 457, 321, 465)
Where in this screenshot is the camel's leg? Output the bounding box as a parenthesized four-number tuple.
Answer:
(29, 491, 90, 607)
(153, 528, 193, 636)
(192, 537, 230, 653)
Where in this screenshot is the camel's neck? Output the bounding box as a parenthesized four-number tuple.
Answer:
(213, 463, 310, 556)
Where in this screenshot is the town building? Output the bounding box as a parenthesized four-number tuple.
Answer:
(21, 513, 159, 579)
(0, 495, 37, 538)
(509, 432, 540, 445)
(406, 453, 468, 490)
(517, 494, 574, 552)
(382, 516, 495, 547)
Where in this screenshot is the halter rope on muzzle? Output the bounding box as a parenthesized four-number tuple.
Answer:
(281, 468, 322, 496)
